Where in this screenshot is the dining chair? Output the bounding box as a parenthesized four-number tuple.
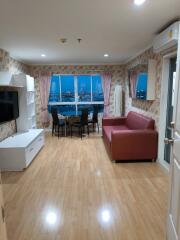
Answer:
(70, 108, 89, 139)
(88, 106, 99, 133)
(51, 107, 65, 138)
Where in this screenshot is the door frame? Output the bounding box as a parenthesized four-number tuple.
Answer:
(158, 51, 177, 170)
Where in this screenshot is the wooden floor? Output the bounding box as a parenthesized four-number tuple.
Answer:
(2, 133, 169, 240)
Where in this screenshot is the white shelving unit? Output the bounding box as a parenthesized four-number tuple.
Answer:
(12, 74, 36, 131)
(0, 72, 45, 171)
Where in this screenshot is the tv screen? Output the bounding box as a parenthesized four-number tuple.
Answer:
(0, 91, 19, 123)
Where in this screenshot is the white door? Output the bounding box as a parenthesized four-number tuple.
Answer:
(167, 22, 180, 240)
(0, 172, 7, 240)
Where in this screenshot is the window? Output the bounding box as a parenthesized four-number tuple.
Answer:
(48, 75, 104, 116)
(78, 75, 91, 102)
(92, 75, 104, 101)
(61, 75, 75, 102)
(49, 75, 60, 102)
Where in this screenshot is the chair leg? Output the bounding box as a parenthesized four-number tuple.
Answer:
(58, 126, 60, 138)
(55, 125, 57, 136)
(80, 126, 82, 139)
(93, 123, 95, 132)
(52, 123, 54, 136)
(87, 125, 89, 136)
(97, 123, 99, 133)
(61, 126, 63, 136)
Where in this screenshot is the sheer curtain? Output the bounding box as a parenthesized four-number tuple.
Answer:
(102, 72, 112, 116)
(129, 71, 137, 98)
(39, 73, 51, 127)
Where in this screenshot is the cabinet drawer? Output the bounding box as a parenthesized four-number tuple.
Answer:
(25, 133, 44, 167)
(34, 133, 44, 148)
(25, 142, 36, 167)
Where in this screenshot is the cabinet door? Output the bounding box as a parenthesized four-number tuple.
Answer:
(0, 173, 7, 240)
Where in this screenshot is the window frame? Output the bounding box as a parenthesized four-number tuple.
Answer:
(48, 74, 104, 115)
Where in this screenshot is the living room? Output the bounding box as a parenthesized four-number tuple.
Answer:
(0, 0, 180, 239)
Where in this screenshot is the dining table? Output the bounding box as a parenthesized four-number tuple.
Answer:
(58, 114, 81, 137)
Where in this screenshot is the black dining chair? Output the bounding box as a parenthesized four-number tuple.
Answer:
(70, 108, 89, 139)
(88, 106, 99, 133)
(51, 107, 65, 138)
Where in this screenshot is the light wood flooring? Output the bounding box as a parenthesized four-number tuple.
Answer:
(2, 133, 169, 240)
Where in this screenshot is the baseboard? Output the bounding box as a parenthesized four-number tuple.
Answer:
(157, 158, 170, 171)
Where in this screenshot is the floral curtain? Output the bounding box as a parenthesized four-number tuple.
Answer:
(129, 70, 137, 99)
(39, 72, 51, 127)
(102, 72, 112, 116)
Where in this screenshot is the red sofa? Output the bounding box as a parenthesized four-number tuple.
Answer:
(102, 111, 158, 162)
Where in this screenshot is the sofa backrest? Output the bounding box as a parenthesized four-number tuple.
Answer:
(126, 111, 155, 130)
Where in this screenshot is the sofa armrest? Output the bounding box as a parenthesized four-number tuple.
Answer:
(102, 116, 127, 126)
(111, 129, 158, 160)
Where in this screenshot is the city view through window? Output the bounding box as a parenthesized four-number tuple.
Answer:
(48, 75, 104, 116)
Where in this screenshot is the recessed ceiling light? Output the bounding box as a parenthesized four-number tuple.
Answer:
(134, 0, 146, 5)
(41, 54, 46, 57)
(104, 54, 109, 57)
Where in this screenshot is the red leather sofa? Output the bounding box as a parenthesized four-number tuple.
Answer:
(102, 111, 158, 161)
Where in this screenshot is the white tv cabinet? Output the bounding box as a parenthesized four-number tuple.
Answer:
(0, 129, 44, 171)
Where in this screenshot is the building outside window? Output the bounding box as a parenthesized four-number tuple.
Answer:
(48, 74, 104, 116)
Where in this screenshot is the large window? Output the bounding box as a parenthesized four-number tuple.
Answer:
(78, 75, 91, 102)
(61, 75, 75, 102)
(48, 75, 104, 116)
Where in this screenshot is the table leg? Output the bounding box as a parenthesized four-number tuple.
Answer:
(65, 121, 67, 137)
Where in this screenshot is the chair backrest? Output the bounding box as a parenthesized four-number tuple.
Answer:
(80, 108, 89, 125)
(51, 107, 59, 125)
(92, 106, 98, 122)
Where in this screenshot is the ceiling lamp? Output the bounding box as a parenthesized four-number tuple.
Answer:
(60, 38, 67, 43)
(134, 0, 146, 5)
(41, 54, 46, 57)
(104, 54, 109, 57)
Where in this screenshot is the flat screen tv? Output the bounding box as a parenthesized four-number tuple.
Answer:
(0, 91, 19, 124)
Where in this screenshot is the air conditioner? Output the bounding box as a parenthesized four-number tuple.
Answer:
(153, 21, 179, 53)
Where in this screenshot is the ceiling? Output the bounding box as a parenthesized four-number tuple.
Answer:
(0, 0, 179, 65)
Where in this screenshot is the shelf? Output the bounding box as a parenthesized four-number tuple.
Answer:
(27, 90, 35, 93)
(0, 84, 24, 88)
(27, 101, 35, 105)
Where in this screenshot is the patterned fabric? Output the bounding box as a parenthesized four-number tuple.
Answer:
(129, 70, 138, 99)
(102, 72, 112, 116)
(39, 73, 51, 126)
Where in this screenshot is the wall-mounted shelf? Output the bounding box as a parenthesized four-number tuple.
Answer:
(12, 73, 36, 131)
(0, 84, 24, 88)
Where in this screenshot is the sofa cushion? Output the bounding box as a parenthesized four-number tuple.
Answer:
(103, 125, 129, 142)
(126, 111, 155, 130)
